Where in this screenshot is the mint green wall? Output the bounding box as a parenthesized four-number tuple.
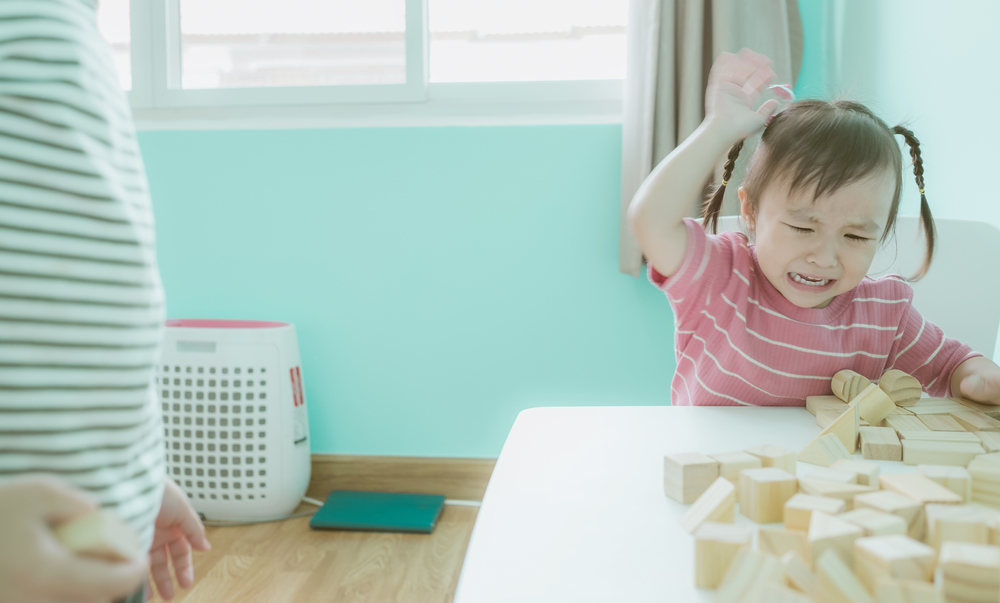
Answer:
(139, 126, 675, 458)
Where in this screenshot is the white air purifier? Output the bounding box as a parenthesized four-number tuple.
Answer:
(157, 319, 311, 521)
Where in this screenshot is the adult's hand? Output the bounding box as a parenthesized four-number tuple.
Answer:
(0, 476, 146, 603)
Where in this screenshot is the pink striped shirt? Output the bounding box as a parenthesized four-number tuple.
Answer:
(651, 218, 979, 406)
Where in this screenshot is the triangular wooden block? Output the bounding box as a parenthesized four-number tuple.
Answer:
(681, 476, 735, 534)
(814, 549, 876, 603)
(853, 384, 895, 426)
(800, 433, 853, 467)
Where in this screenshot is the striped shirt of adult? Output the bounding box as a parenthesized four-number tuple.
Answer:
(649, 218, 979, 407)
(0, 0, 165, 550)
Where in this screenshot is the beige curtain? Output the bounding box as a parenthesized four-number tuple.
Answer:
(619, 0, 804, 277)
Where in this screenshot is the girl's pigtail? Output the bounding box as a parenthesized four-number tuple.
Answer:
(892, 125, 935, 280)
(702, 140, 744, 234)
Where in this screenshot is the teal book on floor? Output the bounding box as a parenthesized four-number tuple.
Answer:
(309, 490, 447, 534)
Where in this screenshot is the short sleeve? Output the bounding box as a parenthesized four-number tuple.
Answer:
(647, 217, 743, 325)
(887, 289, 981, 396)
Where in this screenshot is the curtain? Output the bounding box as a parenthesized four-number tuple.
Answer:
(618, 0, 804, 277)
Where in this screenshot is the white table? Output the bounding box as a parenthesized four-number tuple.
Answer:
(454, 406, 915, 603)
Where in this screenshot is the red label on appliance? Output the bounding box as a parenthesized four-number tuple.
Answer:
(290, 367, 300, 406)
(295, 366, 304, 407)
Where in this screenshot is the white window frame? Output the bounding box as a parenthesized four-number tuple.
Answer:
(127, 0, 624, 129)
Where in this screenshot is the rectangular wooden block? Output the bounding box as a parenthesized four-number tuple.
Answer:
(760, 527, 810, 562)
(939, 542, 1000, 603)
(838, 508, 907, 537)
(709, 451, 762, 503)
(905, 398, 970, 415)
(976, 431, 1000, 453)
(664, 452, 719, 504)
(739, 467, 798, 524)
(924, 504, 996, 551)
(807, 395, 849, 416)
(918, 464, 972, 503)
(681, 476, 735, 534)
(883, 414, 931, 433)
(897, 431, 981, 443)
(854, 490, 926, 541)
(830, 459, 880, 487)
(951, 410, 1000, 432)
(784, 493, 847, 532)
(901, 439, 984, 466)
(714, 548, 784, 603)
(808, 511, 863, 569)
(879, 473, 963, 505)
(694, 522, 753, 589)
(814, 548, 876, 603)
(953, 397, 1000, 420)
(744, 444, 797, 474)
(917, 414, 967, 432)
(853, 534, 936, 594)
(875, 578, 943, 603)
(860, 426, 902, 462)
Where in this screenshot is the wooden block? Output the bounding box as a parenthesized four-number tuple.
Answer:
(924, 504, 997, 550)
(781, 550, 816, 597)
(761, 583, 813, 603)
(739, 467, 798, 524)
(888, 405, 915, 416)
(879, 473, 963, 505)
(879, 369, 923, 406)
(808, 395, 849, 416)
(853, 534, 936, 594)
(860, 426, 902, 462)
(800, 432, 853, 467)
(803, 466, 859, 484)
(883, 414, 931, 433)
(953, 397, 1000, 420)
(785, 493, 847, 531)
(976, 431, 1000, 453)
(876, 578, 942, 603)
(745, 444, 797, 474)
(939, 542, 1000, 603)
(693, 522, 753, 589)
(808, 511, 864, 568)
(854, 384, 896, 427)
(832, 370, 873, 403)
(709, 451, 762, 503)
(714, 547, 784, 603)
(663, 452, 719, 504)
(854, 490, 926, 541)
(951, 410, 1000, 432)
(897, 431, 981, 443)
(838, 508, 907, 537)
(759, 527, 810, 561)
(818, 408, 845, 429)
(918, 465, 972, 503)
(52, 510, 141, 562)
(901, 440, 984, 466)
(799, 479, 874, 511)
(680, 476, 735, 534)
(814, 548, 876, 603)
(916, 414, 966, 432)
(905, 398, 970, 415)
(831, 459, 880, 487)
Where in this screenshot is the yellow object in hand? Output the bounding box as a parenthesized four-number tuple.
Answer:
(53, 510, 141, 562)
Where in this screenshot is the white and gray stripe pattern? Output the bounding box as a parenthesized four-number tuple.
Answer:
(0, 0, 165, 550)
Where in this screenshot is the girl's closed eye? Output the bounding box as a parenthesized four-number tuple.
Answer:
(845, 233, 873, 243)
(784, 223, 812, 233)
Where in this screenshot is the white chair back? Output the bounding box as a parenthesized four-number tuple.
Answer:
(713, 215, 1000, 360)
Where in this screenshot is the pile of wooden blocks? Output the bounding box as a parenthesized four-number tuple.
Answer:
(665, 368, 1000, 603)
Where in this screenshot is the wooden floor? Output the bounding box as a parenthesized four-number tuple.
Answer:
(149, 456, 494, 603)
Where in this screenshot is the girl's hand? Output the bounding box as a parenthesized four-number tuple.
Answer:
(147, 478, 210, 600)
(705, 48, 780, 141)
(953, 356, 1000, 405)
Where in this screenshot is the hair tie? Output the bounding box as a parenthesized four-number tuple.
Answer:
(721, 180, 729, 186)
(919, 188, 925, 194)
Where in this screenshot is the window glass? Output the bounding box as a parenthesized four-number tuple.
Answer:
(96, 0, 131, 90)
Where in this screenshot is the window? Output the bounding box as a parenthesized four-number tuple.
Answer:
(96, 0, 626, 126)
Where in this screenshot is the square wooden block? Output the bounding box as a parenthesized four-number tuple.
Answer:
(739, 467, 798, 524)
(854, 490, 926, 542)
(663, 452, 719, 504)
(744, 444, 797, 474)
(860, 426, 902, 462)
(709, 451, 762, 503)
(784, 493, 846, 532)
(854, 534, 936, 593)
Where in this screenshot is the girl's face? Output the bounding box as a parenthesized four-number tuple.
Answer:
(739, 170, 896, 309)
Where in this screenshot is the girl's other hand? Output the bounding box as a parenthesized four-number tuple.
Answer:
(705, 48, 781, 141)
(147, 478, 210, 600)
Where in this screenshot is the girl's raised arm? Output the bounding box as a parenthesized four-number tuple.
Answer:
(626, 49, 780, 278)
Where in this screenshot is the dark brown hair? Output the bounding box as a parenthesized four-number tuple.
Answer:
(702, 99, 934, 280)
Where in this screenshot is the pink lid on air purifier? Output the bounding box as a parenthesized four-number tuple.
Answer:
(165, 319, 289, 329)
